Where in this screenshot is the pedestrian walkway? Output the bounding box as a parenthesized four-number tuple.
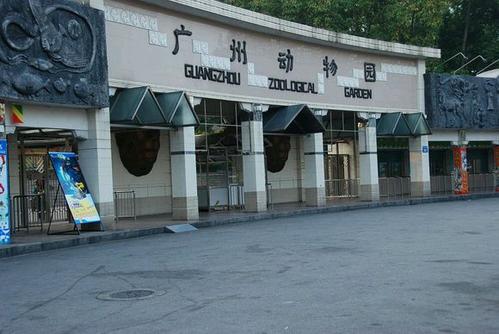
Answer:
(1, 192, 498, 258)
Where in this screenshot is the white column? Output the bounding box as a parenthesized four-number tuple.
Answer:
(358, 118, 380, 201)
(409, 136, 431, 197)
(170, 126, 198, 220)
(79, 108, 115, 225)
(242, 117, 267, 212)
(303, 133, 326, 206)
(410, 59, 432, 197)
(416, 60, 426, 116)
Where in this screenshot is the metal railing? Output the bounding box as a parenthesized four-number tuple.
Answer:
(430, 173, 496, 194)
(228, 184, 245, 209)
(266, 182, 273, 209)
(379, 177, 411, 199)
(325, 179, 359, 198)
(430, 175, 453, 195)
(469, 173, 496, 193)
(114, 191, 136, 222)
(25, 178, 68, 222)
(11, 194, 45, 232)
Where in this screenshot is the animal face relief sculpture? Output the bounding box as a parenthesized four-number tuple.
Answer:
(115, 130, 161, 177)
(0, 0, 108, 107)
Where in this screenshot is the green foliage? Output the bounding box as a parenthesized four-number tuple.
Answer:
(222, 0, 499, 74)
(438, 0, 499, 74)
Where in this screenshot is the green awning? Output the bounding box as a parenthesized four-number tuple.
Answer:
(376, 112, 411, 136)
(405, 113, 432, 136)
(110, 87, 199, 128)
(110, 87, 168, 126)
(263, 104, 325, 135)
(155, 91, 199, 127)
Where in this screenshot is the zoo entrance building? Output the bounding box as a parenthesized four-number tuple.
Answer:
(0, 0, 498, 238)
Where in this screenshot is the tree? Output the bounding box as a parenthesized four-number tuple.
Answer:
(222, 0, 449, 47)
(438, 0, 499, 74)
(221, 0, 499, 74)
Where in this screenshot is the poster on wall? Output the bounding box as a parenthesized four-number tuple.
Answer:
(452, 147, 469, 195)
(0, 139, 9, 244)
(49, 152, 101, 225)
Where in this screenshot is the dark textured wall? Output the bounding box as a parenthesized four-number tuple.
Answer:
(0, 0, 109, 108)
(425, 73, 499, 129)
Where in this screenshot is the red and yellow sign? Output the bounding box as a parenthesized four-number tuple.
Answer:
(0, 101, 5, 125)
(453, 146, 468, 195)
(11, 104, 24, 124)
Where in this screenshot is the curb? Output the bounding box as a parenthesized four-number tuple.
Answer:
(1, 193, 498, 259)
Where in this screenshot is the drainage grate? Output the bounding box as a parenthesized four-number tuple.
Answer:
(97, 289, 165, 301)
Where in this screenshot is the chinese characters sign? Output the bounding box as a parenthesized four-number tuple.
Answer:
(105, 4, 421, 107)
(172, 24, 192, 55)
(230, 40, 247, 64)
(323, 56, 338, 78)
(278, 49, 294, 73)
(364, 63, 376, 82)
(0, 139, 9, 244)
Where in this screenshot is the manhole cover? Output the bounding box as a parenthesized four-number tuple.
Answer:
(97, 289, 165, 301)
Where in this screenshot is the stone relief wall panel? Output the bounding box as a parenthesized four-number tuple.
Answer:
(0, 0, 109, 108)
(425, 73, 499, 129)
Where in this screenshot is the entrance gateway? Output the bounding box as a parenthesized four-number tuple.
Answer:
(104, 0, 438, 214)
(2, 0, 454, 244)
(0, 0, 110, 243)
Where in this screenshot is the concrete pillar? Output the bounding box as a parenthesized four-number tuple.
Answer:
(409, 135, 431, 197)
(358, 118, 379, 201)
(79, 108, 115, 226)
(303, 133, 326, 206)
(451, 143, 469, 195)
(242, 118, 267, 212)
(416, 60, 426, 115)
(170, 126, 199, 220)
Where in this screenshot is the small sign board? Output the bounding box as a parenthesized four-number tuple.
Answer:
(49, 152, 100, 225)
(422, 145, 429, 153)
(0, 139, 9, 244)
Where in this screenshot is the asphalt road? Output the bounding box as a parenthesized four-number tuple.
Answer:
(2, 198, 499, 334)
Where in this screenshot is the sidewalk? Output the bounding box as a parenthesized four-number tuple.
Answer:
(1, 192, 498, 258)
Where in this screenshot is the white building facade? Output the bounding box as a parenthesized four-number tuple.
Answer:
(2, 0, 497, 238)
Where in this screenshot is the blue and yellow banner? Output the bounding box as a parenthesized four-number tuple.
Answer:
(0, 139, 10, 244)
(49, 152, 100, 224)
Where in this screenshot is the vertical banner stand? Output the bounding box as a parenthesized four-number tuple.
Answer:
(47, 186, 80, 235)
(0, 101, 10, 245)
(47, 152, 102, 235)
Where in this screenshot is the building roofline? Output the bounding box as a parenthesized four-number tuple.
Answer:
(139, 0, 441, 60)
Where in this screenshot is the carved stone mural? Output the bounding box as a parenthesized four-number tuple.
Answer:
(115, 130, 161, 177)
(425, 73, 499, 129)
(0, 0, 108, 107)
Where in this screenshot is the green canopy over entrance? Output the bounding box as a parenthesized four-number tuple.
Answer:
(110, 87, 199, 128)
(376, 112, 431, 137)
(263, 104, 325, 135)
(405, 112, 432, 136)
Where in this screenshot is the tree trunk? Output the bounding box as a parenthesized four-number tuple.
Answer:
(461, 0, 472, 55)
